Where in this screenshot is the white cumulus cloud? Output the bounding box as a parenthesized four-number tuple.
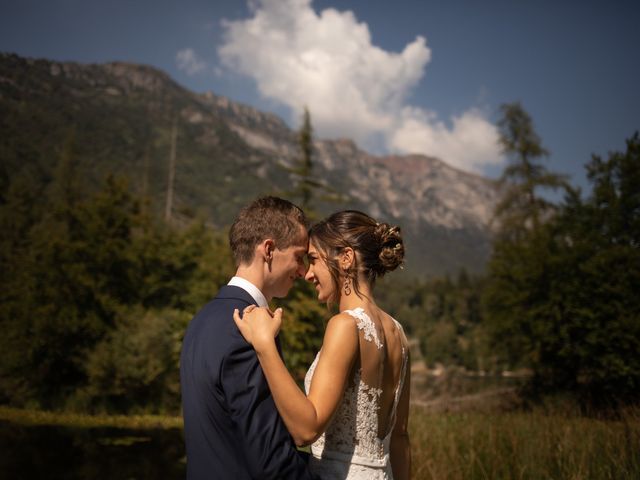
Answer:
(176, 48, 206, 76)
(389, 107, 504, 172)
(218, 0, 502, 173)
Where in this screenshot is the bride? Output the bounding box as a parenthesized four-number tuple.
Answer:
(234, 210, 411, 479)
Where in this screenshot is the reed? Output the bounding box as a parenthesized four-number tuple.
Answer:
(409, 405, 640, 480)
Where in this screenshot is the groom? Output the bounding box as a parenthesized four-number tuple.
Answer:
(180, 196, 315, 479)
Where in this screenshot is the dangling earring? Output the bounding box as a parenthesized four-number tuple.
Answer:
(343, 274, 352, 296)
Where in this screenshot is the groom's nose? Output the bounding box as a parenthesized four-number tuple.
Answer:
(296, 262, 306, 278)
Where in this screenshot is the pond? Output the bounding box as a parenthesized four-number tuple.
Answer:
(0, 421, 185, 479)
(0, 371, 528, 478)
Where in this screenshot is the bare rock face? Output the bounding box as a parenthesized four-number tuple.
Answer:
(194, 88, 500, 232)
(195, 88, 500, 274)
(312, 148, 499, 231)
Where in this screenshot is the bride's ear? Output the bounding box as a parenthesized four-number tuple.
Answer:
(340, 247, 355, 270)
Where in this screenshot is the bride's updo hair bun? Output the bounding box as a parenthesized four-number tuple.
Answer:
(309, 210, 405, 301)
(374, 222, 405, 274)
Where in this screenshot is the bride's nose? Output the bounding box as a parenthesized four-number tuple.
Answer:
(304, 268, 314, 283)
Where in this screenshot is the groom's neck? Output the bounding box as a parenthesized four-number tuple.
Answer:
(234, 265, 270, 301)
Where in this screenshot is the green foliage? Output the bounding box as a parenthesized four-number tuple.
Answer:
(0, 143, 234, 412)
(135, 219, 233, 312)
(484, 102, 570, 373)
(289, 107, 316, 213)
(484, 132, 640, 404)
(282, 107, 344, 220)
(495, 102, 568, 235)
(80, 308, 190, 414)
(274, 281, 326, 382)
(377, 272, 490, 371)
(0, 145, 133, 407)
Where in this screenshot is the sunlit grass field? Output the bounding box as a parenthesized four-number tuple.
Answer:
(409, 405, 640, 480)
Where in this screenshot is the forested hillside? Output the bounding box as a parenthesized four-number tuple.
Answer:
(0, 52, 499, 276)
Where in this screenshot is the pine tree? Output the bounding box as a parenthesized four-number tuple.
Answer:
(485, 103, 569, 369)
(284, 107, 342, 220)
(495, 102, 568, 235)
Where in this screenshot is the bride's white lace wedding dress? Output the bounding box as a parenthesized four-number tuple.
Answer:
(304, 308, 409, 479)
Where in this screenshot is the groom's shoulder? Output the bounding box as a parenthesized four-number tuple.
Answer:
(187, 285, 254, 334)
(199, 285, 254, 315)
(183, 286, 254, 362)
(214, 284, 255, 304)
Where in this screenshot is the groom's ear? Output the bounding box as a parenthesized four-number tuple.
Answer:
(260, 239, 275, 262)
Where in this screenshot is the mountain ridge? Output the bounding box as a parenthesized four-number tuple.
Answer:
(0, 52, 499, 275)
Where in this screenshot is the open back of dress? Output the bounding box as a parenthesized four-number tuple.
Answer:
(304, 308, 409, 479)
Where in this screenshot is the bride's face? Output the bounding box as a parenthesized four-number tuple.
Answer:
(304, 243, 336, 303)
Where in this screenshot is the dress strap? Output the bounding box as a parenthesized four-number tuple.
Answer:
(342, 307, 383, 350)
(384, 317, 409, 439)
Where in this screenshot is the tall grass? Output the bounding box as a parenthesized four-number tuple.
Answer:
(2, 404, 638, 479)
(409, 405, 640, 480)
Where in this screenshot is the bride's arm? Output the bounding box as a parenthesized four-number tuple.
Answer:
(233, 307, 358, 446)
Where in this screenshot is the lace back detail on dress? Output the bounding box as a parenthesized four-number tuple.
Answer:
(344, 307, 383, 349)
(304, 308, 409, 478)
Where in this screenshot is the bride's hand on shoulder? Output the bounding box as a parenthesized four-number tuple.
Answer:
(233, 305, 283, 352)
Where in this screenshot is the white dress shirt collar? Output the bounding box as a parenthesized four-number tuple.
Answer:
(227, 276, 269, 307)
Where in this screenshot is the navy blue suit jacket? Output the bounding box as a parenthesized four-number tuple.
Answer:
(180, 285, 314, 479)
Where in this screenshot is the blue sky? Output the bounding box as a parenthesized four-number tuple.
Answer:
(2, 0, 639, 191)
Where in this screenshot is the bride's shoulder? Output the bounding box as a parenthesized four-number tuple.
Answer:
(326, 311, 359, 329)
(323, 312, 359, 340)
(319, 312, 359, 356)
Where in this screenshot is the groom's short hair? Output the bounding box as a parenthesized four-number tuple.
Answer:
(229, 196, 307, 266)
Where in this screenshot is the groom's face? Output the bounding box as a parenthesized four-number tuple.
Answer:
(267, 226, 309, 298)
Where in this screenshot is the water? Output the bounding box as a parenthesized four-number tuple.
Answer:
(0, 373, 527, 478)
(0, 421, 185, 479)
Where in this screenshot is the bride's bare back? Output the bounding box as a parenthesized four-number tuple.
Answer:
(365, 306, 409, 439)
(304, 305, 409, 479)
